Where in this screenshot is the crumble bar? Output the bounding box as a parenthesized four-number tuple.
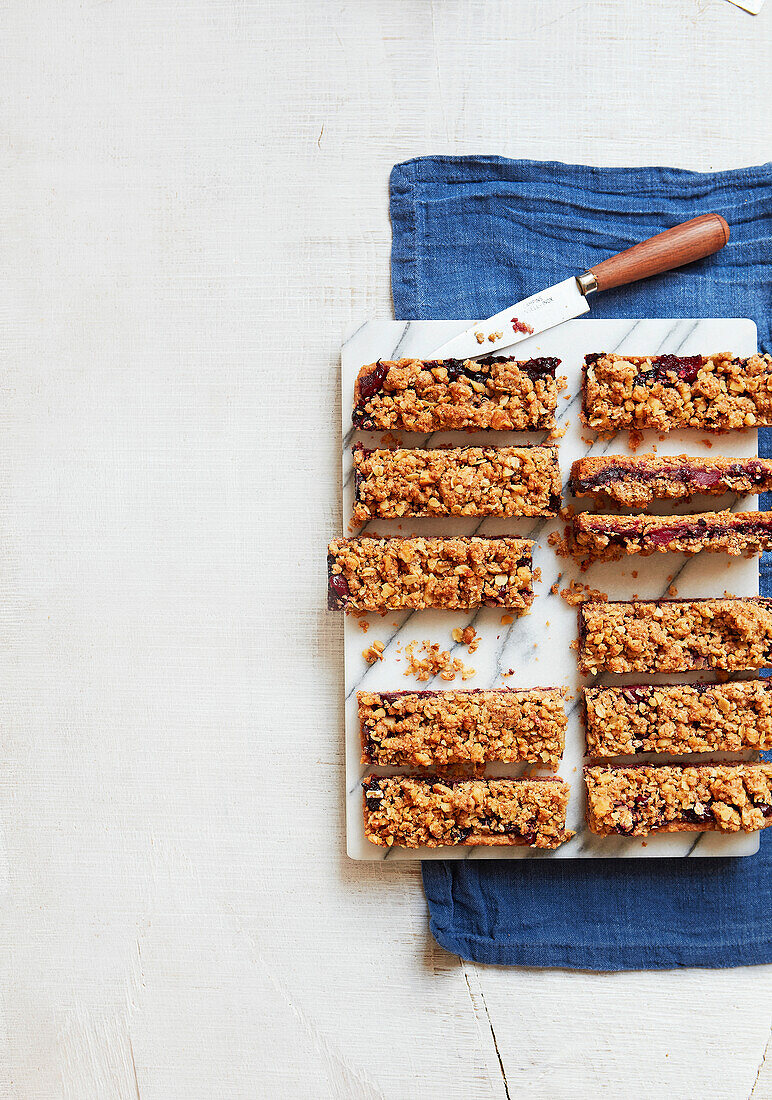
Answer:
(570, 453, 772, 507)
(363, 775, 572, 848)
(565, 509, 772, 564)
(352, 443, 561, 522)
(577, 598, 772, 675)
(584, 681, 772, 757)
(352, 356, 561, 432)
(358, 687, 567, 769)
(581, 352, 772, 433)
(585, 763, 772, 837)
(328, 536, 534, 612)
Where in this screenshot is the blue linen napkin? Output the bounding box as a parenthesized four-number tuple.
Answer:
(390, 156, 772, 969)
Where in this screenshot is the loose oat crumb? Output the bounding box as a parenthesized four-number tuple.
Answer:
(378, 432, 401, 449)
(502, 668, 515, 677)
(628, 429, 644, 451)
(402, 639, 476, 682)
(547, 424, 568, 441)
(357, 619, 370, 633)
(501, 614, 514, 625)
(550, 573, 563, 595)
(362, 639, 384, 663)
(549, 531, 571, 556)
(488, 331, 503, 342)
(559, 504, 576, 521)
(475, 332, 485, 344)
(452, 625, 480, 653)
(667, 584, 678, 597)
(557, 375, 568, 392)
(560, 579, 609, 606)
(631, 570, 638, 579)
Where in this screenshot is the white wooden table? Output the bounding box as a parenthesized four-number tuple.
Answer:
(0, 1, 770, 1097)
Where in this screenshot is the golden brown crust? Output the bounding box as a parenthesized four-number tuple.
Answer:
(359, 687, 567, 769)
(582, 353, 772, 434)
(352, 444, 561, 522)
(363, 775, 572, 849)
(328, 536, 535, 613)
(570, 453, 772, 507)
(584, 681, 772, 757)
(585, 763, 772, 837)
(565, 509, 772, 564)
(577, 598, 772, 675)
(352, 357, 560, 432)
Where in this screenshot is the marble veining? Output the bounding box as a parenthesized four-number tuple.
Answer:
(340, 319, 760, 860)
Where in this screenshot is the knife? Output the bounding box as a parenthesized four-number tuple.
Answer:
(429, 213, 730, 360)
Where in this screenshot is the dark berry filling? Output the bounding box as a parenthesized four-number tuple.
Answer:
(572, 459, 772, 497)
(357, 359, 389, 400)
(634, 354, 705, 386)
(327, 565, 350, 610)
(594, 517, 772, 549)
(363, 779, 385, 810)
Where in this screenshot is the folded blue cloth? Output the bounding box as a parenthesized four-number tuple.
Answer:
(390, 156, 772, 969)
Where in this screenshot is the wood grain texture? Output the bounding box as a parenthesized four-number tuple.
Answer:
(0, 0, 770, 1097)
(588, 213, 731, 290)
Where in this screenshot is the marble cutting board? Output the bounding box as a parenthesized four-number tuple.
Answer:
(340, 318, 761, 860)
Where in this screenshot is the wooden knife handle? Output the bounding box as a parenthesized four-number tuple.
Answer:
(587, 213, 730, 293)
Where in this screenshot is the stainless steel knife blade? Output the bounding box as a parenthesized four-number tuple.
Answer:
(429, 277, 590, 360)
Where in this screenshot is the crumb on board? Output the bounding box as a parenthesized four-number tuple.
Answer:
(487, 331, 503, 342)
(357, 619, 370, 633)
(500, 613, 514, 625)
(631, 570, 638, 579)
(548, 530, 570, 556)
(559, 504, 575, 521)
(362, 639, 384, 664)
(701, 438, 713, 449)
(475, 331, 485, 344)
(403, 640, 476, 682)
(379, 432, 401, 448)
(557, 375, 568, 392)
(452, 625, 480, 654)
(628, 429, 644, 451)
(550, 573, 563, 595)
(560, 579, 608, 606)
(667, 584, 678, 597)
(547, 424, 568, 441)
(501, 668, 515, 678)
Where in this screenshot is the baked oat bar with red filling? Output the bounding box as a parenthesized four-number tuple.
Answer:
(581, 352, 772, 434)
(584, 681, 772, 758)
(359, 687, 567, 769)
(577, 598, 772, 675)
(363, 775, 572, 848)
(585, 763, 772, 837)
(352, 356, 561, 432)
(570, 453, 772, 507)
(565, 509, 772, 564)
(352, 443, 561, 522)
(328, 536, 535, 612)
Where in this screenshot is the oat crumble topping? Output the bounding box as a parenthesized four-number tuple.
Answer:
(578, 598, 772, 675)
(585, 763, 772, 837)
(584, 681, 772, 757)
(328, 536, 535, 613)
(363, 775, 572, 848)
(582, 353, 772, 434)
(352, 443, 561, 521)
(359, 687, 567, 769)
(352, 357, 560, 432)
